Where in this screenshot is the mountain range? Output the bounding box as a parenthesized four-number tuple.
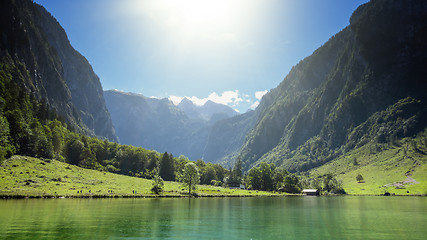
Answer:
(104, 90, 241, 161)
(178, 97, 238, 122)
(1, 0, 426, 175)
(107, 0, 427, 173)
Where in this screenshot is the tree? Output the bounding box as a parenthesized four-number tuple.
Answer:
(49, 120, 65, 157)
(151, 159, 164, 194)
(273, 168, 289, 191)
(259, 162, 275, 191)
(179, 162, 200, 195)
(245, 163, 281, 191)
(283, 174, 302, 193)
(30, 119, 53, 158)
(230, 156, 243, 183)
(0, 116, 14, 162)
(160, 152, 175, 181)
(322, 174, 346, 194)
(200, 163, 216, 185)
(322, 174, 334, 192)
(66, 138, 84, 165)
(246, 167, 262, 190)
(328, 178, 345, 194)
(356, 174, 364, 183)
(151, 174, 164, 194)
(310, 177, 322, 192)
(213, 164, 227, 184)
(174, 155, 189, 176)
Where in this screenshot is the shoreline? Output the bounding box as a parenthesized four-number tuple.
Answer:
(0, 194, 285, 199)
(1, 193, 425, 199)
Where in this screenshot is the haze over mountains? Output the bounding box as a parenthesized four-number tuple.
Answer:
(106, 0, 427, 172)
(235, 0, 427, 171)
(252, 0, 427, 173)
(1, 0, 426, 175)
(177, 97, 238, 122)
(104, 90, 241, 161)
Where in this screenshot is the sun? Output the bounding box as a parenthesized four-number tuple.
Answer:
(118, 0, 255, 39)
(142, 0, 240, 33)
(167, 0, 231, 25)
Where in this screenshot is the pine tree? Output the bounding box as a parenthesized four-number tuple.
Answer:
(231, 156, 243, 183)
(159, 152, 175, 181)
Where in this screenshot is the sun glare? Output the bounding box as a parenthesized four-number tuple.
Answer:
(152, 0, 236, 31)
(166, 0, 232, 26)
(114, 0, 264, 93)
(127, 0, 245, 34)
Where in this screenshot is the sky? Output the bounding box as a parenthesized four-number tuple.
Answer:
(34, 0, 368, 112)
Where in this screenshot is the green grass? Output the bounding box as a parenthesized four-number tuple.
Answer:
(310, 138, 427, 195)
(0, 156, 280, 198)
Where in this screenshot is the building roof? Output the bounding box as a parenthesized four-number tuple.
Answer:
(302, 189, 319, 193)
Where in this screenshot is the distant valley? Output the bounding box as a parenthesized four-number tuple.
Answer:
(1, 0, 426, 196)
(105, 0, 427, 173)
(104, 90, 247, 162)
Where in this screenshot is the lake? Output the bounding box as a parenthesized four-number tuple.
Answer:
(0, 196, 426, 239)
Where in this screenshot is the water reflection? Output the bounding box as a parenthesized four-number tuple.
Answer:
(0, 197, 426, 239)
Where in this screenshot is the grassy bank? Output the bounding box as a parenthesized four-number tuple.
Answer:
(0, 156, 280, 198)
(310, 138, 427, 196)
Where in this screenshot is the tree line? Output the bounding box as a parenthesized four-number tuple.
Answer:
(1, 67, 345, 194)
(230, 158, 345, 194)
(0, 65, 230, 187)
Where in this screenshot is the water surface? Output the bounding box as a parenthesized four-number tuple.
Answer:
(0, 196, 425, 239)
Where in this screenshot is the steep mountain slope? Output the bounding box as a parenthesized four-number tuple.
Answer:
(0, 0, 117, 141)
(238, 0, 427, 172)
(104, 90, 252, 163)
(104, 90, 194, 154)
(104, 90, 205, 158)
(203, 110, 256, 167)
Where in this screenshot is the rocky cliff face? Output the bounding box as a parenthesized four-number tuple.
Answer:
(237, 0, 427, 171)
(104, 90, 195, 155)
(0, 0, 117, 141)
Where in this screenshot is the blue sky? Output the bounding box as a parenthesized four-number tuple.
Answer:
(34, 0, 368, 112)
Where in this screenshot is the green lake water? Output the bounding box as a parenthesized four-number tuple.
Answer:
(0, 196, 426, 239)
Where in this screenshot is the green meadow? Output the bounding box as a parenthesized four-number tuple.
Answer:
(311, 138, 427, 196)
(2, 135, 426, 197)
(0, 156, 279, 198)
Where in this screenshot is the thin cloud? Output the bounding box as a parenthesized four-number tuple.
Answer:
(208, 90, 243, 107)
(255, 90, 268, 100)
(169, 90, 244, 107)
(169, 96, 184, 105)
(250, 101, 260, 109)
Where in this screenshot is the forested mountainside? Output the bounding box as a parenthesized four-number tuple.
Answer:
(0, 0, 229, 186)
(104, 90, 252, 163)
(237, 0, 427, 172)
(0, 0, 117, 141)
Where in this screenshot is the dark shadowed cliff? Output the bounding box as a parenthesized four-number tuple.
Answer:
(0, 0, 117, 141)
(237, 0, 427, 171)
